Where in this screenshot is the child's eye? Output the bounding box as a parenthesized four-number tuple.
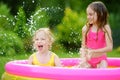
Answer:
(41, 38, 45, 40)
(35, 38, 39, 41)
(89, 13, 93, 16)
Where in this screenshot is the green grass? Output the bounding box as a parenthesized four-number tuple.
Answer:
(107, 50, 120, 57)
(0, 50, 120, 79)
(0, 53, 30, 78)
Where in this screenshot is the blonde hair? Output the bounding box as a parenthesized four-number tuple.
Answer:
(33, 28, 54, 49)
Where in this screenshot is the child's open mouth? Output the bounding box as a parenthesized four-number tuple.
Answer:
(37, 45, 43, 50)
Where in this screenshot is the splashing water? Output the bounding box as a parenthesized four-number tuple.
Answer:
(27, 7, 63, 36)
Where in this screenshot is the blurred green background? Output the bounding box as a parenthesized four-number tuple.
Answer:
(0, 0, 120, 78)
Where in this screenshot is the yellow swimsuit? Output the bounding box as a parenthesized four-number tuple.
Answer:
(32, 53, 56, 66)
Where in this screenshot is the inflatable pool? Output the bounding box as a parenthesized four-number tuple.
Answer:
(2, 58, 120, 80)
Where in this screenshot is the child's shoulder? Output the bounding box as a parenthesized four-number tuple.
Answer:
(103, 24, 111, 32)
(28, 53, 36, 61)
(51, 52, 57, 56)
(105, 24, 111, 29)
(50, 52, 59, 57)
(82, 25, 88, 33)
(30, 52, 36, 57)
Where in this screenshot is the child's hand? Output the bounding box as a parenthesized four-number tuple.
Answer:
(86, 49, 93, 60)
(79, 48, 83, 54)
(79, 48, 88, 60)
(79, 48, 87, 55)
(76, 61, 91, 68)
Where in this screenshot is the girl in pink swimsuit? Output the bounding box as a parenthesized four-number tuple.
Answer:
(78, 1, 113, 68)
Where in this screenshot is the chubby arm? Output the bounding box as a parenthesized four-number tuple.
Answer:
(54, 54, 62, 67)
(28, 55, 33, 65)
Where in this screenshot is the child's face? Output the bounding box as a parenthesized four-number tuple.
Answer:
(34, 31, 50, 53)
(86, 7, 97, 24)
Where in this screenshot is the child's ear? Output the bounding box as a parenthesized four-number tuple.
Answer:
(48, 41, 51, 46)
(49, 41, 53, 49)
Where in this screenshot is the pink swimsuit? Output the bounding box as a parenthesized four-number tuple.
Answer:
(86, 27, 107, 68)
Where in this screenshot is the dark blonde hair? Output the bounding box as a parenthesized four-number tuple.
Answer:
(88, 1, 108, 28)
(85, 1, 111, 41)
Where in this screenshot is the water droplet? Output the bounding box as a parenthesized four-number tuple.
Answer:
(32, 0, 34, 3)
